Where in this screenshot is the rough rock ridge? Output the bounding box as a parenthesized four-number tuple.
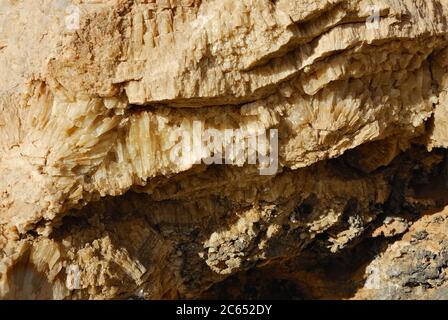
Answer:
(0, 0, 448, 299)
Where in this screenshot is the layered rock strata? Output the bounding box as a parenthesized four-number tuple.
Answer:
(1, 0, 448, 299)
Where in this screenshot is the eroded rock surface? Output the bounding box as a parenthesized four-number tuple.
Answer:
(1, 0, 448, 299)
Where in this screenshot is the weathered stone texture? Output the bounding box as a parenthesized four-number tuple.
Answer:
(1, 0, 448, 299)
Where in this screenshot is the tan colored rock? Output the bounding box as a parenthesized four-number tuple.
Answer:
(0, 0, 448, 299)
(355, 207, 448, 300)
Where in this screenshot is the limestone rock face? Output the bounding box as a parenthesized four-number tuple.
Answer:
(0, 0, 448, 299)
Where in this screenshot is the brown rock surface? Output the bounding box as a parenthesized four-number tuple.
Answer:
(1, 0, 448, 299)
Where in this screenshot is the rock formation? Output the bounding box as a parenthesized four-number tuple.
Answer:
(0, 0, 448, 299)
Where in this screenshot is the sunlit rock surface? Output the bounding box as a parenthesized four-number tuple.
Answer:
(1, 0, 448, 299)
